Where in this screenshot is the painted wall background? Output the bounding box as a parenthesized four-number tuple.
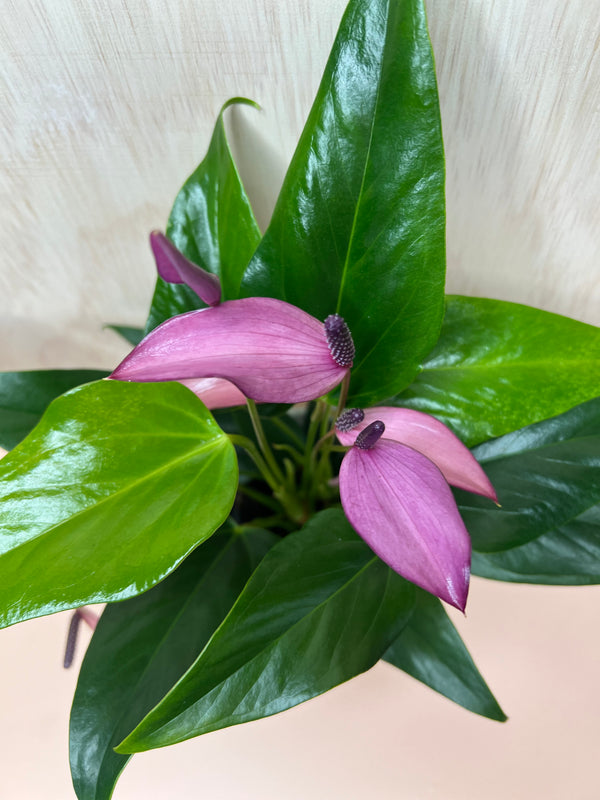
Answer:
(1, 1, 598, 797)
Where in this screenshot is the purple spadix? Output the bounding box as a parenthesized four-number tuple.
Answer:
(354, 420, 385, 449)
(324, 314, 355, 367)
(336, 408, 365, 432)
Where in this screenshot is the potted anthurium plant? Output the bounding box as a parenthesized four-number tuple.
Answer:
(1, 0, 599, 797)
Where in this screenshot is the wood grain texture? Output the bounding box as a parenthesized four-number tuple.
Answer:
(1, 0, 598, 373)
(0, 3, 599, 800)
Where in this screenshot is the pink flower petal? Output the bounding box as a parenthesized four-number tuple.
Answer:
(337, 407, 496, 501)
(111, 297, 348, 404)
(339, 439, 471, 610)
(150, 231, 221, 306)
(180, 377, 246, 409)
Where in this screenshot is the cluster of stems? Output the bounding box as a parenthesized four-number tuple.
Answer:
(229, 373, 352, 528)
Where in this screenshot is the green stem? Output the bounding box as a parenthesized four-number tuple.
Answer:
(312, 428, 335, 457)
(334, 371, 351, 420)
(271, 416, 305, 450)
(273, 442, 305, 466)
(237, 485, 282, 513)
(246, 399, 286, 484)
(228, 434, 280, 493)
(301, 400, 327, 494)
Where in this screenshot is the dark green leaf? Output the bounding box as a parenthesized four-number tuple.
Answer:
(105, 325, 145, 346)
(241, 0, 445, 406)
(472, 505, 600, 584)
(384, 589, 506, 721)
(0, 381, 237, 628)
(397, 296, 600, 446)
(116, 509, 415, 752)
(0, 369, 108, 450)
(457, 397, 600, 553)
(70, 525, 276, 800)
(146, 98, 261, 332)
(466, 398, 600, 583)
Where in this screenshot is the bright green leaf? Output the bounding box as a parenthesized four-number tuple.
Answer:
(397, 296, 600, 446)
(384, 589, 506, 721)
(146, 97, 261, 332)
(0, 381, 237, 628)
(116, 509, 415, 752)
(241, 0, 445, 406)
(70, 525, 275, 800)
(457, 397, 600, 553)
(0, 369, 108, 450)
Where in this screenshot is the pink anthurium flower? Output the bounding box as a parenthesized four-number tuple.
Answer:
(336, 406, 497, 501)
(111, 299, 353, 404)
(338, 418, 473, 611)
(180, 377, 247, 408)
(150, 231, 222, 307)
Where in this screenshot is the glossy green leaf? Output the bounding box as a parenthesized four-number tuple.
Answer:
(70, 525, 275, 800)
(0, 380, 237, 628)
(472, 505, 600, 584)
(146, 97, 261, 332)
(397, 296, 600, 446)
(241, 0, 445, 406)
(105, 325, 145, 346)
(116, 509, 415, 752)
(384, 589, 506, 721)
(0, 369, 108, 450)
(457, 397, 600, 553)
(465, 398, 600, 583)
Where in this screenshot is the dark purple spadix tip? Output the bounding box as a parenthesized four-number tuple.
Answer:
(324, 314, 355, 367)
(354, 420, 385, 450)
(336, 408, 365, 432)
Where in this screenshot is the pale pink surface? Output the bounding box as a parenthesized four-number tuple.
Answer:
(111, 297, 348, 403)
(339, 439, 471, 610)
(77, 607, 99, 630)
(150, 231, 222, 306)
(180, 377, 247, 408)
(337, 407, 496, 501)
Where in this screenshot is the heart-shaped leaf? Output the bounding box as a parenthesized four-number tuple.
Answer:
(116, 509, 415, 752)
(241, 0, 445, 406)
(384, 589, 506, 721)
(0, 369, 108, 450)
(457, 397, 600, 553)
(146, 98, 261, 332)
(397, 296, 600, 446)
(0, 380, 237, 628)
(70, 525, 275, 800)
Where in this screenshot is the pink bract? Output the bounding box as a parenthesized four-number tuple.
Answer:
(337, 406, 496, 501)
(111, 297, 349, 404)
(339, 439, 471, 611)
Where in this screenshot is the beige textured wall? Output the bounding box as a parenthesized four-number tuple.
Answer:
(1, 1, 599, 798)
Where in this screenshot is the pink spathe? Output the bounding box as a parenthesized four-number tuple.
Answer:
(339, 439, 472, 611)
(150, 231, 222, 307)
(111, 297, 349, 404)
(337, 406, 496, 501)
(180, 377, 246, 408)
